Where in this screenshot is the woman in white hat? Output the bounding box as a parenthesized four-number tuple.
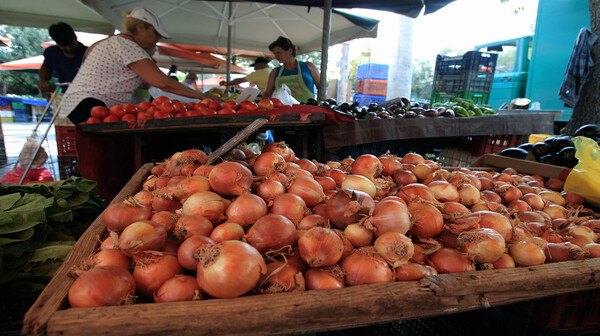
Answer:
(59, 7, 219, 124)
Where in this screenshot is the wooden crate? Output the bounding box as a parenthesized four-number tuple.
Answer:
(23, 163, 600, 336)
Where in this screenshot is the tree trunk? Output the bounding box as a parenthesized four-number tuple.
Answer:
(562, 0, 600, 135)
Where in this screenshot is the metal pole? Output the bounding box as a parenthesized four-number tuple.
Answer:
(226, 0, 233, 85)
(318, 0, 332, 102)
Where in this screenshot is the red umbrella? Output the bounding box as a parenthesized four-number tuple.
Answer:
(0, 55, 44, 70)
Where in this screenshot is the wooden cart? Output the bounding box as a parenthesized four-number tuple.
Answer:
(23, 161, 600, 336)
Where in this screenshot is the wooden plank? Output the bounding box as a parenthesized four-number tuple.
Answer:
(206, 118, 268, 165)
(42, 259, 600, 336)
(22, 163, 154, 336)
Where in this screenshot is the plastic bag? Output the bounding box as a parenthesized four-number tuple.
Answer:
(17, 134, 48, 169)
(272, 84, 299, 106)
(564, 136, 600, 207)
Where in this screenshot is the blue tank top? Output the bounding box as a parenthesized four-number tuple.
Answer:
(273, 61, 315, 95)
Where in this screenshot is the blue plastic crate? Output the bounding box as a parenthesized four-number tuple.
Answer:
(13, 108, 31, 122)
(356, 63, 389, 80)
(354, 94, 387, 107)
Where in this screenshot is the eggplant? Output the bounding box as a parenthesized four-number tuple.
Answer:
(442, 109, 455, 118)
(306, 98, 318, 106)
(557, 146, 578, 168)
(368, 103, 379, 112)
(404, 111, 418, 118)
(517, 143, 534, 151)
(531, 142, 551, 159)
(550, 135, 573, 152)
(338, 102, 350, 112)
(422, 109, 438, 117)
(538, 154, 557, 165)
(498, 147, 528, 159)
(326, 98, 337, 106)
(574, 124, 600, 138)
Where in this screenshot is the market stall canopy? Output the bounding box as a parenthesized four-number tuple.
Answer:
(0, 55, 44, 70)
(79, 0, 379, 54)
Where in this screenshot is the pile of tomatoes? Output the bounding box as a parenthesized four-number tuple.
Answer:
(85, 96, 286, 124)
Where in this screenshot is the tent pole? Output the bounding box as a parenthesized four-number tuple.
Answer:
(226, 0, 232, 87)
(318, 0, 332, 102)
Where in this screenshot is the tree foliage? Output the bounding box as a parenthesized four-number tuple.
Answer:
(0, 25, 50, 95)
(411, 58, 434, 100)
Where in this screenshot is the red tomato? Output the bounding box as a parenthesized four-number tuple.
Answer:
(237, 108, 250, 114)
(223, 101, 239, 111)
(239, 100, 258, 111)
(137, 101, 152, 111)
(103, 115, 121, 123)
(196, 104, 216, 116)
(146, 106, 160, 115)
(122, 103, 138, 114)
(270, 98, 284, 108)
(173, 101, 186, 113)
(200, 98, 212, 106)
(158, 101, 176, 114)
(184, 102, 197, 110)
(174, 112, 186, 118)
(153, 111, 170, 119)
(257, 99, 274, 110)
(86, 116, 102, 124)
(185, 109, 202, 117)
(152, 96, 170, 106)
(217, 108, 236, 115)
(109, 105, 126, 118)
(137, 111, 153, 120)
(121, 114, 137, 121)
(90, 106, 109, 119)
(208, 101, 223, 111)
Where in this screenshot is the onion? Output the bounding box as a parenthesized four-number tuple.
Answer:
(255, 179, 286, 202)
(181, 191, 231, 224)
(407, 201, 444, 238)
(351, 154, 383, 179)
(283, 165, 313, 179)
(480, 190, 502, 203)
(209, 222, 245, 242)
(509, 241, 546, 266)
(133, 190, 154, 206)
(298, 227, 344, 267)
(262, 142, 294, 162)
(457, 228, 506, 263)
(543, 204, 568, 220)
(363, 199, 411, 237)
(174, 214, 213, 240)
(326, 189, 375, 229)
(304, 265, 345, 290)
(341, 175, 377, 198)
(177, 235, 215, 271)
(496, 184, 523, 204)
(208, 161, 253, 197)
(438, 229, 459, 249)
(544, 242, 585, 262)
(315, 176, 337, 191)
(103, 197, 152, 232)
(561, 191, 586, 207)
(397, 183, 437, 203)
(478, 177, 495, 191)
(193, 165, 214, 177)
(521, 193, 545, 210)
(160, 176, 211, 201)
(584, 243, 600, 258)
(412, 163, 438, 182)
(507, 200, 532, 213)
(68, 266, 136, 308)
(257, 261, 305, 294)
(155, 275, 203, 303)
(402, 153, 425, 165)
(428, 180, 459, 202)
(567, 225, 597, 243)
(253, 152, 286, 176)
(438, 202, 471, 219)
(151, 193, 182, 213)
(475, 211, 514, 241)
(393, 262, 438, 281)
(297, 214, 329, 230)
(374, 232, 414, 267)
(116, 221, 167, 256)
(99, 235, 118, 250)
(196, 240, 267, 298)
(341, 247, 394, 286)
(379, 156, 403, 177)
(294, 159, 318, 176)
(488, 253, 516, 269)
(428, 248, 476, 274)
(344, 223, 374, 247)
(270, 193, 310, 225)
(245, 214, 297, 253)
(226, 192, 268, 227)
(132, 253, 183, 299)
(539, 190, 567, 206)
(457, 184, 480, 206)
(545, 177, 565, 191)
(90, 249, 131, 270)
(287, 176, 326, 207)
(392, 170, 418, 187)
(328, 168, 348, 188)
(150, 211, 178, 235)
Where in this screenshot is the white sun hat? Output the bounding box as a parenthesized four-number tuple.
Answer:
(127, 7, 172, 39)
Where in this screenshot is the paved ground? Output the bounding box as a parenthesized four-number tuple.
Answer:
(0, 121, 59, 181)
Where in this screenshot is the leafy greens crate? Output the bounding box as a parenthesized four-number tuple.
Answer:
(22, 162, 600, 336)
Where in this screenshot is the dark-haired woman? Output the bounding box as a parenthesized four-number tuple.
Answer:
(263, 36, 320, 103)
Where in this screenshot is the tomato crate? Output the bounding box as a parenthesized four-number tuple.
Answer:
(432, 71, 494, 93)
(430, 91, 491, 105)
(58, 155, 80, 179)
(354, 93, 387, 107)
(356, 62, 389, 80)
(470, 134, 524, 156)
(438, 148, 479, 167)
(435, 51, 498, 74)
(55, 125, 77, 156)
(355, 79, 388, 96)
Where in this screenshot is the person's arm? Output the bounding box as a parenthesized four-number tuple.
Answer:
(128, 59, 222, 101)
(261, 69, 278, 99)
(219, 78, 249, 86)
(306, 61, 321, 97)
(38, 65, 54, 93)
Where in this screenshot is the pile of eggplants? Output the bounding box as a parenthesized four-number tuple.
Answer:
(497, 124, 600, 168)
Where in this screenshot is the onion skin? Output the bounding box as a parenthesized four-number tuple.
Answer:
(304, 266, 345, 290)
(132, 253, 183, 299)
(270, 193, 310, 225)
(393, 262, 438, 281)
(287, 176, 326, 207)
(544, 242, 585, 263)
(196, 240, 267, 298)
(174, 215, 214, 240)
(102, 197, 152, 232)
(428, 248, 476, 274)
(457, 228, 506, 263)
(154, 275, 203, 303)
(364, 199, 411, 236)
(407, 201, 444, 238)
(209, 161, 253, 197)
(257, 261, 305, 294)
(117, 221, 167, 257)
(209, 222, 245, 243)
(226, 192, 268, 227)
(509, 241, 546, 266)
(298, 227, 344, 267)
(181, 191, 231, 224)
(91, 249, 131, 270)
(374, 232, 414, 267)
(177, 235, 215, 271)
(245, 214, 297, 253)
(326, 189, 375, 229)
(341, 247, 394, 286)
(68, 266, 136, 308)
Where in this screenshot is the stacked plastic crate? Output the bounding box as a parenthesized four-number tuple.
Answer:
(54, 119, 80, 179)
(430, 51, 497, 105)
(354, 63, 389, 106)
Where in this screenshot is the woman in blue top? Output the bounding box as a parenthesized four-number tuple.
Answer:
(263, 36, 320, 103)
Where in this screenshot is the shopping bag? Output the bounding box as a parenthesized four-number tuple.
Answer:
(564, 136, 600, 207)
(272, 84, 299, 106)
